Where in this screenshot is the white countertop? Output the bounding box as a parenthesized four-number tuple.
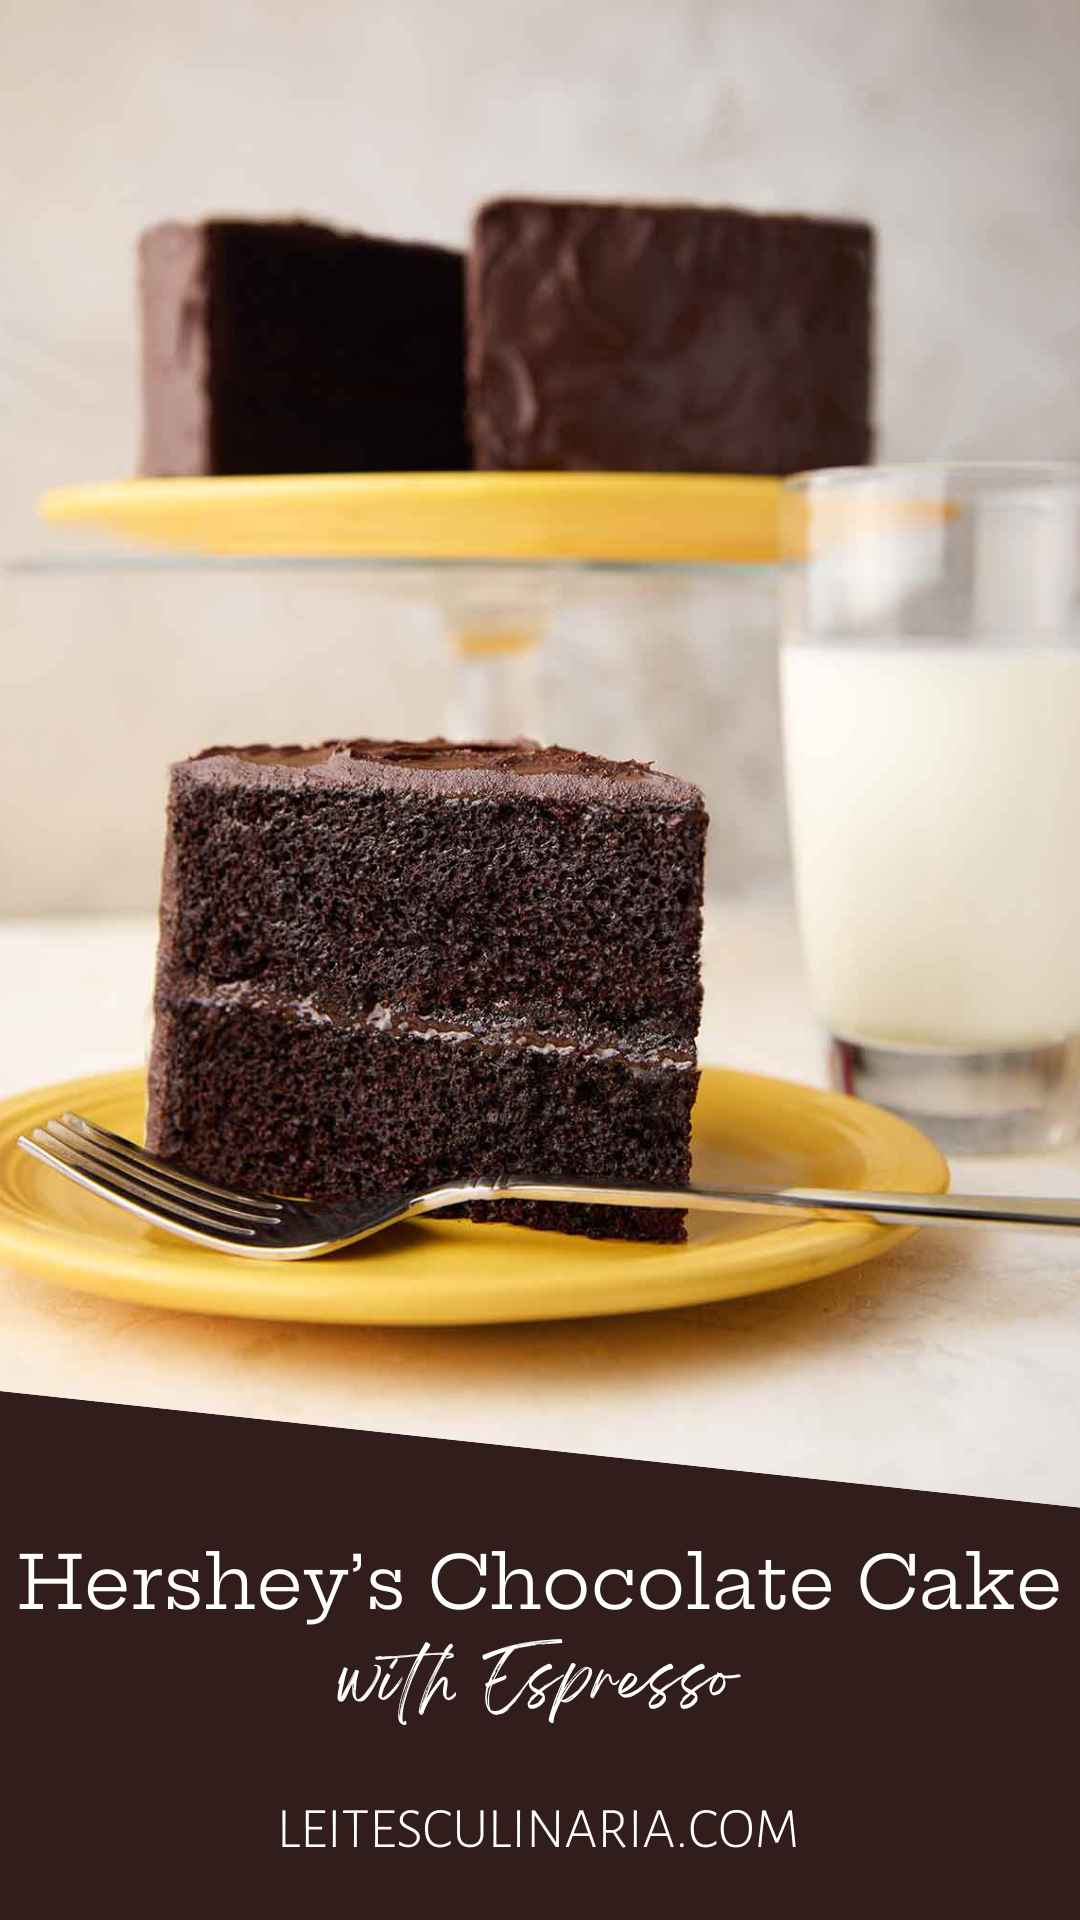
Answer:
(2, 898, 1078, 1507)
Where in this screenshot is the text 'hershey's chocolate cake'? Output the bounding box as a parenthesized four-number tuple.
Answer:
(139, 219, 469, 476)
(146, 739, 707, 1243)
(467, 197, 874, 475)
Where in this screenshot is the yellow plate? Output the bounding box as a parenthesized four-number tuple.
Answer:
(39, 472, 781, 566)
(0, 1066, 946, 1327)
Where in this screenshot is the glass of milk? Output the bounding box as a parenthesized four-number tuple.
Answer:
(781, 463, 1080, 1151)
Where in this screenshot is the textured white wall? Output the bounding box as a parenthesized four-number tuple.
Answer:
(3, 0, 1080, 909)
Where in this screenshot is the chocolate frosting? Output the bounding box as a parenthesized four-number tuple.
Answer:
(162, 972, 696, 1072)
(467, 197, 874, 475)
(186, 737, 702, 810)
(138, 224, 211, 476)
(138, 217, 469, 477)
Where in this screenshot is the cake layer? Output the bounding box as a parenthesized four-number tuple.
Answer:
(139, 219, 469, 476)
(146, 981, 698, 1244)
(157, 740, 707, 1039)
(467, 197, 874, 475)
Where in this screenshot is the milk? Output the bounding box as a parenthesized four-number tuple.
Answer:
(781, 643, 1080, 1050)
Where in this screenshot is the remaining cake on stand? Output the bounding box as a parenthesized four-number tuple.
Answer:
(467, 197, 874, 474)
(139, 219, 469, 476)
(146, 739, 707, 1243)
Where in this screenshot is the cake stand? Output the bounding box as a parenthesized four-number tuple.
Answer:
(38, 473, 781, 740)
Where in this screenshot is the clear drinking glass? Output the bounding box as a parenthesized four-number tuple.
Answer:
(780, 463, 1080, 1153)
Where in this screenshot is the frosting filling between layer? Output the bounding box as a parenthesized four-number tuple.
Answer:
(162, 975, 696, 1072)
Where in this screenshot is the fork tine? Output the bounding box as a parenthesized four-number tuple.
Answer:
(61, 1113, 283, 1218)
(26, 1129, 258, 1241)
(46, 1119, 275, 1227)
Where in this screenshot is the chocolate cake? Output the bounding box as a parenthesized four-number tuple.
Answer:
(467, 197, 874, 475)
(139, 220, 469, 476)
(146, 741, 707, 1243)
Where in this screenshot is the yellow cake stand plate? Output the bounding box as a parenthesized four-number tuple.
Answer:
(39, 472, 781, 565)
(0, 1065, 946, 1327)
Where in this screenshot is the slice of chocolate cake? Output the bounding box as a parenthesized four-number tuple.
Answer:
(139, 219, 469, 476)
(146, 741, 706, 1243)
(467, 197, 874, 475)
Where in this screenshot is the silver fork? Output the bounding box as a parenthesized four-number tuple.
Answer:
(16, 1113, 1080, 1258)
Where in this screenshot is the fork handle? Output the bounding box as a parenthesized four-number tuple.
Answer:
(491, 1179, 1080, 1231)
